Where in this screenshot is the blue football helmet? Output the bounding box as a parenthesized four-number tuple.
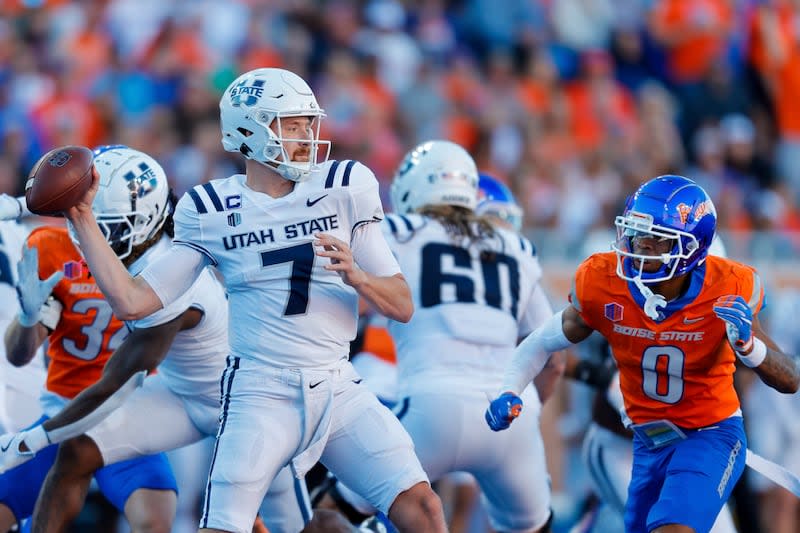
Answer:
(612, 175, 716, 284)
(475, 174, 524, 231)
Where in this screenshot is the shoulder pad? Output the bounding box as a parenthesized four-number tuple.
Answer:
(185, 182, 227, 214)
(321, 160, 375, 190)
(383, 213, 425, 240)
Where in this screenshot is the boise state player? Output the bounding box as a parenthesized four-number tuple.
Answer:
(61, 68, 446, 533)
(0, 147, 308, 533)
(0, 152, 178, 532)
(385, 141, 555, 532)
(486, 175, 800, 533)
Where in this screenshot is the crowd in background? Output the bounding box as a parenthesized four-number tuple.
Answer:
(3, 2, 800, 532)
(2, 0, 800, 259)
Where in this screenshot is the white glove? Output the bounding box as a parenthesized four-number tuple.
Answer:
(0, 194, 22, 221)
(0, 425, 50, 474)
(16, 245, 63, 328)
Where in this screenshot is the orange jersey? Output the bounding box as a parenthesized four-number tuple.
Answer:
(571, 252, 763, 429)
(27, 227, 127, 399)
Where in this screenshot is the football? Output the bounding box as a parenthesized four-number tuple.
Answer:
(25, 145, 95, 216)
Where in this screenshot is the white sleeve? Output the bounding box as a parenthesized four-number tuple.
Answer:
(351, 222, 401, 278)
(518, 283, 554, 338)
(139, 245, 209, 309)
(501, 309, 574, 395)
(347, 162, 386, 232)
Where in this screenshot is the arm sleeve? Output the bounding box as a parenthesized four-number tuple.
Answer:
(139, 245, 209, 310)
(518, 283, 554, 338)
(747, 269, 765, 316)
(501, 309, 574, 394)
(351, 222, 401, 278)
(348, 162, 386, 233)
(172, 191, 217, 265)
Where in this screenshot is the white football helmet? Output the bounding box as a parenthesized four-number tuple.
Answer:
(220, 68, 330, 182)
(68, 145, 170, 260)
(390, 140, 479, 214)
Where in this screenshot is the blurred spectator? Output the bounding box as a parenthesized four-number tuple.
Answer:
(551, 0, 616, 52)
(748, 0, 800, 202)
(648, 0, 735, 85)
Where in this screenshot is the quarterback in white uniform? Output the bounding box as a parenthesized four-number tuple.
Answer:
(384, 140, 555, 533)
(62, 68, 446, 533)
(0, 147, 308, 533)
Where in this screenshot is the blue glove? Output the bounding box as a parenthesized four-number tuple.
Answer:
(713, 295, 753, 353)
(485, 392, 523, 432)
(16, 245, 63, 328)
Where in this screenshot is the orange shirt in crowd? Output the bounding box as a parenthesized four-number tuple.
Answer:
(650, 0, 734, 83)
(748, 2, 800, 138)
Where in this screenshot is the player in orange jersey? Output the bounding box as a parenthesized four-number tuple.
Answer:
(0, 220, 177, 531)
(486, 175, 800, 533)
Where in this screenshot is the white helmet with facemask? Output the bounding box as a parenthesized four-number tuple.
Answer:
(68, 145, 170, 260)
(390, 140, 479, 214)
(220, 68, 330, 182)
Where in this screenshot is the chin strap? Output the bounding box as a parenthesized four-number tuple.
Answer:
(633, 277, 666, 321)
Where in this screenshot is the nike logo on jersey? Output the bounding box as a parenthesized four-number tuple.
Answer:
(683, 316, 705, 324)
(0, 439, 13, 453)
(309, 380, 325, 389)
(306, 195, 328, 207)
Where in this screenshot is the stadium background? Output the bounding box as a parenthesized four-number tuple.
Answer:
(1, 0, 799, 532)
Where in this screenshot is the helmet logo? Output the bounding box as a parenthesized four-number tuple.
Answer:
(396, 142, 432, 177)
(676, 203, 692, 225)
(230, 79, 265, 107)
(48, 150, 72, 167)
(124, 163, 158, 198)
(693, 200, 712, 221)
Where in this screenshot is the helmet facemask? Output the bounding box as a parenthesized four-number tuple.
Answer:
(613, 210, 701, 284)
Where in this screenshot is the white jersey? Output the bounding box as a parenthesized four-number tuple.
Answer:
(0, 221, 46, 431)
(126, 237, 228, 400)
(172, 160, 390, 368)
(382, 213, 549, 395)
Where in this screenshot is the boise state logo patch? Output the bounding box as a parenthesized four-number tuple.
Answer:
(63, 260, 82, 280)
(604, 302, 624, 322)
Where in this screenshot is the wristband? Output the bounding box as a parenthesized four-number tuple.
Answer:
(16, 310, 40, 328)
(736, 337, 767, 368)
(21, 425, 50, 455)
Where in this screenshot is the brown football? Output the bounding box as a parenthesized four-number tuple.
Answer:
(25, 145, 94, 216)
